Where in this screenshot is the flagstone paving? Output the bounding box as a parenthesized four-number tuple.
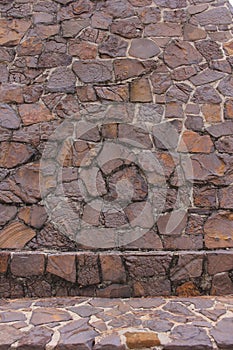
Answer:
(0, 296, 232, 349)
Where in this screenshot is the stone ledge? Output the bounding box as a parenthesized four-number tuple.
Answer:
(0, 250, 233, 298)
(0, 295, 232, 349)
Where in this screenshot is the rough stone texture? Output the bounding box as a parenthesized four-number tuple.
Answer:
(0, 0, 233, 298)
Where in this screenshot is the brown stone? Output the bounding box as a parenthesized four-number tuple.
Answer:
(218, 76, 233, 98)
(0, 84, 24, 103)
(164, 40, 202, 68)
(202, 104, 222, 123)
(76, 86, 97, 102)
(100, 255, 126, 283)
(224, 40, 233, 56)
(96, 284, 131, 298)
(47, 254, 76, 283)
(99, 35, 128, 58)
(0, 19, 31, 46)
(171, 66, 197, 81)
(91, 12, 112, 30)
(38, 52, 72, 68)
(125, 202, 154, 229)
(35, 24, 60, 39)
(46, 67, 76, 93)
(183, 24, 207, 41)
(103, 208, 128, 228)
(157, 211, 187, 236)
(72, 0, 93, 15)
(150, 72, 172, 94)
(165, 102, 183, 119)
(11, 253, 45, 277)
(163, 235, 203, 250)
(17, 36, 43, 56)
(0, 142, 34, 168)
(129, 38, 160, 59)
(114, 59, 153, 81)
(225, 100, 233, 119)
(95, 85, 129, 102)
(130, 78, 152, 102)
(94, 333, 125, 350)
(204, 212, 233, 249)
(211, 273, 233, 296)
(208, 253, 233, 275)
(23, 84, 43, 103)
(77, 254, 100, 286)
(194, 187, 216, 208)
(0, 222, 36, 249)
(73, 60, 113, 83)
(219, 186, 233, 209)
(124, 229, 163, 250)
(125, 332, 160, 349)
(102, 123, 118, 139)
(18, 102, 54, 126)
(145, 22, 182, 37)
(154, 0, 187, 8)
(137, 7, 161, 24)
(30, 308, 72, 325)
(207, 121, 233, 138)
(216, 136, 233, 154)
(192, 86, 221, 104)
(178, 130, 213, 153)
(111, 17, 143, 39)
(176, 281, 200, 297)
(193, 7, 232, 26)
(0, 252, 10, 274)
(196, 40, 223, 61)
(68, 40, 97, 59)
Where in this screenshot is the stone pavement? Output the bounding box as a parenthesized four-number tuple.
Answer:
(0, 296, 233, 349)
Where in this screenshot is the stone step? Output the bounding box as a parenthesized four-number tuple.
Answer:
(1, 250, 233, 298)
(0, 296, 232, 349)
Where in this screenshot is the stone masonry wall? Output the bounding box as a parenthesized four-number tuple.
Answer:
(1, 0, 233, 297)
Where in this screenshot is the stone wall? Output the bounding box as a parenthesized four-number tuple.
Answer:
(0, 0, 233, 297)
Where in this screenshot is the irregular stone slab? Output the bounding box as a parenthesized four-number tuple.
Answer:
(0, 19, 31, 46)
(73, 60, 113, 83)
(218, 76, 233, 98)
(0, 222, 36, 249)
(0, 204, 17, 226)
(30, 308, 72, 325)
(170, 254, 203, 281)
(164, 325, 212, 349)
(99, 254, 126, 283)
(0, 142, 34, 168)
(99, 35, 128, 58)
(0, 84, 24, 103)
(0, 311, 26, 323)
(46, 67, 76, 93)
(178, 130, 213, 153)
(130, 78, 152, 102)
(11, 253, 45, 277)
(211, 273, 233, 296)
(145, 23, 182, 37)
(211, 318, 233, 349)
(94, 332, 126, 350)
(111, 17, 143, 39)
(190, 69, 224, 86)
(0, 104, 20, 130)
(164, 40, 202, 68)
(0, 325, 23, 348)
(204, 212, 233, 249)
(196, 40, 223, 61)
(47, 254, 76, 283)
(193, 7, 232, 26)
(129, 38, 160, 59)
(192, 86, 221, 104)
(17, 326, 53, 349)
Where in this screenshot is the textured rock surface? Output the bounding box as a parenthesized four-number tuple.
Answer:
(0, 0, 233, 297)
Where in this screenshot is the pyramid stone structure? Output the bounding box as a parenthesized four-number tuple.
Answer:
(0, 0, 233, 298)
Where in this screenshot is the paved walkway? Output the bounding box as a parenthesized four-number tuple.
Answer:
(0, 296, 233, 349)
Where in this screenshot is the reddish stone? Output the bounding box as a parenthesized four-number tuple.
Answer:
(164, 40, 202, 68)
(95, 85, 129, 102)
(103, 208, 128, 228)
(35, 24, 60, 39)
(183, 24, 206, 41)
(91, 12, 112, 30)
(38, 52, 72, 68)
(114, 59, 154, 81)
(196, 40, 223, 61)
(178, 131, 213, 153)
(0, 222, 36, 249)
(150, 72, 172, 94)
(208, 253, 233, 275)
(216, 136, 233, 154)
(82, 204, 101, 226)
(137, 7, 161, 24)
(47, 254, 76, 283)
(17, 36, 43, 56)
(224, 40, 233, 56)
(125, 332, 160, 349)
(100, 255, 126, 283)
(111, 17, 143, 38)
(194, 187, 216, 208)
(0, 19, 31, 46)
(170, 254, 203, 281)
(73, 60, 113, 83)
(23, 84, 43, 103)
(18, 102, 54, 126)
(11, 253, 45, 277)
(125, 202, 154, 229)
(68, 40, 97, 59)
(171, 66, 197, 81)
(118, 124, 152, 149)
(103, 0, 134, 19)
(124, 229, 163, 250)
(72, 0, 93, 15)
(218, 186, 233, 209)
(76, 86, 97, 102)
(204, 212, 233, 249)
(176, 282, 200, 297)
(55, 95, 80, 119)
(225, 100, 233, 119)
(0, 84, 24, 103)
(130, 78, 152, 102)
(165, 102, 183, 119)
(202, 104, 222, 123)
(0, 252, 10, 274)
(157, 211, 187, 236)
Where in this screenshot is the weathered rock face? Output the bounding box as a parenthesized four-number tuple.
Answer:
(0, 0, 233, 297)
